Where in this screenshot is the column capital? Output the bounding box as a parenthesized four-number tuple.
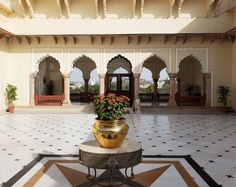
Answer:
(133, 73, 140, 78)
(30, 72, 37, 78)
(203, 72, 211, 78)
(98, 73, 106, 78)
(63, 73, 70, 78)
(168, 73, 177, 78)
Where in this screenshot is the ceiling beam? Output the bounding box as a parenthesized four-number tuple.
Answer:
(178, 0, 184, 15)
(137, 36, 141, 44)
(25, 0, 34, 17)
(101, 36, 104, 44)
(25, 36, 31, 44)
(0, 34, 5, 41)
(103, 0, 107, 18)
(207, 0, 215, 16)
(174, 36, 179, 44)
(63, 36, 67, 44)
(91, 36, 94, 44)
(16, 0, 26, 17)
(36, 36, 41, 44)
(141, 0, 145, 17)
(200, 35, 207, 44)
(132, 0, 136, 17)
(94, 0, 99, 17)
(169, 0, 175, 17)
(110, 36, 114, 45)
(6, 36, 13, 44)
(182, 35, 187, 44)
(56, 0, 63, 17)
(146, 36, 151, 44)
(53, 36, 58, 44)
(72, 36, 77, 44)
(64, 0, 70, 17)
(163, 35, 169, 44)
(16, 36, 22, 44)
(128, 36, 131, 45)
(210, 35, 216, 43)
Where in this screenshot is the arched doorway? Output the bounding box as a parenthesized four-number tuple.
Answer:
(70, 55, 98, 103)
(34, 56, 64, 105)
(176, 56, 206, 106)
(141, 55, 169, 106)
(106, 55, 134, 106)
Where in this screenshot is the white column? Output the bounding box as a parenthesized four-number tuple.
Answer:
(168, 73, 177, 107)
(133, 73, 141, 112)
(30, 73, 35, 106)
(63, 73, 71, 105)
(99, 73, 106, 95)
(203, 73, 211, 107)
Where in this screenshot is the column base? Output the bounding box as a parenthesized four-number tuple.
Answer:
(30, 99, 35, 106)
(168, 101, 177, 107)
(62, 100, 71, 106)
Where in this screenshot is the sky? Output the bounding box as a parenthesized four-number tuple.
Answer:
(70, 67, 168, 83)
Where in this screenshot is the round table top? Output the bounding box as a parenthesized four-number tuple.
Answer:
(79, 140, 142, 154)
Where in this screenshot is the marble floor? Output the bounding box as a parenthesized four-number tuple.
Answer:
(0, 113, 236, 186)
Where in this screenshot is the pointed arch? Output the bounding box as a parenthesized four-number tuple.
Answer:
(35, 55, 61, 73)
(139, 49, 171, 73)
(71, 55, 97, 79)
(107, 54, 132, 73)
(176, 48, 208, 73)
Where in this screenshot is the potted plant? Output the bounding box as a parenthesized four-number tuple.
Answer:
(93, 93, 130, 148)
(217, 85, 230, 112)
(4, 83, 17, 113)
(185, 84, 195, 95)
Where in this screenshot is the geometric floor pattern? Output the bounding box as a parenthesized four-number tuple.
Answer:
(3, 155, 218, 187)
(0, 113, 236, 186)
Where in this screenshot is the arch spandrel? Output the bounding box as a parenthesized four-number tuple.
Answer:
(67, 49, 100, 74)
(35, 55, 61, 73)
(138, 49, 171, 74)
(72, 55, 97, 79)
(107, 54, 132, 73)
(176, 48, 208, 73)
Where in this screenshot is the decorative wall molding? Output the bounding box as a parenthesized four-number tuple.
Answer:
(176, 48, 208, 73)
(67, 48, 100, 73)
(138, 48, 172, 73)
(32, 48, 64, 73)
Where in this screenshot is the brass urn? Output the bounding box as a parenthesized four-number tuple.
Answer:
(92, 118, 129, 148)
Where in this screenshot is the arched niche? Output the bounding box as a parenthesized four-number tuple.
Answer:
(177, 55, 203, 96)
(176, 48, 208, 73)
(35, 56, 64, 95)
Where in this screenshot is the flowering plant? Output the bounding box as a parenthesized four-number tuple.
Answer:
(93, 93, 130, 120)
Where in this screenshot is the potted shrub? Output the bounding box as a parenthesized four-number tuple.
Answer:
(92, 93, 130, 148)
(4, 83, 17, 113)
(217, 85, 230, 112)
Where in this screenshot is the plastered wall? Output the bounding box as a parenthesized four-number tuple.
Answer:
(232, 43, 236, 110)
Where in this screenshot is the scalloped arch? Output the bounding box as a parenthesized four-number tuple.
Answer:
(176, 49, 208, 73)
(35, 55, 61, 73)
(69, 54, 97, 73)
(107, 54, 132, 73)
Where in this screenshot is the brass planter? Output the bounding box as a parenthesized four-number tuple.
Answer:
(92, 118, 129, 148)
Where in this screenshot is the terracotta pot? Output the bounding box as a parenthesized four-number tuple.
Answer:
(92, 118, 129, 148)
(8, 105, 15, 113)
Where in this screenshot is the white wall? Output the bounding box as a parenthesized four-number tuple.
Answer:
(0, 41, 8, 110)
